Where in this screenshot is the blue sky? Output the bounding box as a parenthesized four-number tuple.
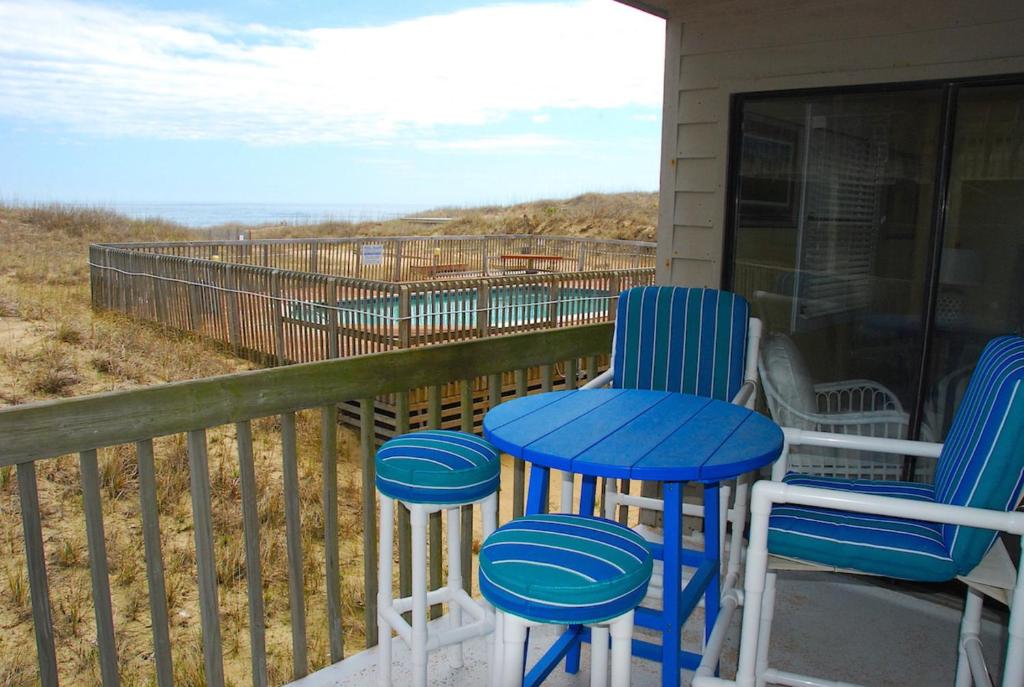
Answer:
(0, 0, 664, 208)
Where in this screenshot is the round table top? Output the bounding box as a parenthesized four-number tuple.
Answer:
(483, 389, 783, 482)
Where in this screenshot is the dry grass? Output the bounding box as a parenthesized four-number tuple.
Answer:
(251, 191, 657, 242)
(0, 194, 656, 686)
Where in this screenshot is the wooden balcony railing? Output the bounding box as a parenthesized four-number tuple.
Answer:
(0, 323, 613, 687)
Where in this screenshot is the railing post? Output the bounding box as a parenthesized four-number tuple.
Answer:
(398, 286, 412, 349)
(235, 422, 269, 687)
(271, 270, 286, 365)
(136, 440, 174, 687)
(393, 240, 404, 282)
(477, 282, 491, 338)
(607, 274, 622, 320)
(80, 449, 120, 687)
(321, 405, 344, 663)
(328, 279, 340, 359)
(281, 413, 308, 678)
(309, 242, 319, 274)
(547, 280, 559, 328)
(17, 462, 59, 687)
(226, 265, 241, 355)
(359, 398, 379, 646)
(187, 429, 225, 687)
(188, 260, 203, 334)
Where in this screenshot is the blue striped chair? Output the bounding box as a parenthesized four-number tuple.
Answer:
(702, 336, 1024, 687)
(577, 286, 763, 597)
(375, 430, 501, 687)
(479, 513, 654, 687)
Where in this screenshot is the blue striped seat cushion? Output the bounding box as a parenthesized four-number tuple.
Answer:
(375, 430, 500, 505)
(768, 474, 957, 581)
(613, 286, 749, 400)
(479, 514, 653, 625)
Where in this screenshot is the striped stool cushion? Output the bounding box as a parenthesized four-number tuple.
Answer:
(479, 514, 653, 625)
(375, 430, 500, 505)
(767, 474, 956, 581)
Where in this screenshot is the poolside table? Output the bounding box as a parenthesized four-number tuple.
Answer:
(499, 254, 565, 272)
(483, 388, 783, 687)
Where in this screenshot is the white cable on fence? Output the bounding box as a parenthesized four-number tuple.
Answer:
(88, 261, 620, 323)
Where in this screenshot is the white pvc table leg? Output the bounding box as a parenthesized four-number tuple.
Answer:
(378, 494, 394, 686)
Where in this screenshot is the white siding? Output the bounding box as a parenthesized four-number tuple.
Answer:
(656, 0, 1024, 286)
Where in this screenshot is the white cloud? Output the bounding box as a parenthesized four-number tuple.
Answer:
(531, 114, 552, 124)
(417, 133, 566, 151)
(0, 0, 664, 146)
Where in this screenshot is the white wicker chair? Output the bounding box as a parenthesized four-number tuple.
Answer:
(758, 333, 932, 481)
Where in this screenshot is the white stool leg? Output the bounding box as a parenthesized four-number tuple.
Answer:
(590, 625, 610, 687)
(753, 572, 777, 687)
(483, 492, 498, 536)
(609, 610, 635, 687)
(410, 505, 429, 687)
(956, 586, 984, 687)
(377, 494, 394, 686)
(501, 613, 528, 687)
(489, 608, 504, 687)
(447, 506, 464, 668)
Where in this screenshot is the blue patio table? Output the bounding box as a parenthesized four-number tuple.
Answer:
(482, 388, 783, 687)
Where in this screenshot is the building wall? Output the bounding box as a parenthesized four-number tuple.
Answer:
(656, 0, 1024, 286)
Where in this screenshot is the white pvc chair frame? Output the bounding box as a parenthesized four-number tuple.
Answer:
(692, 428, 1024, 687)
(377, 492, 498, 687)
(492, 609, 637, 687)
(568, 318, 762, 615)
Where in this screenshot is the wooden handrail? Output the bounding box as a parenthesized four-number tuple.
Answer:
(0, 323, 612, 466)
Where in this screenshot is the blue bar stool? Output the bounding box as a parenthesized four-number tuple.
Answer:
(479, 513, 654, 687)
(376, 430, 501, 687)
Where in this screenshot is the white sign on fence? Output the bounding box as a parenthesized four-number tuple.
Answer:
(361, 244, 384, 265)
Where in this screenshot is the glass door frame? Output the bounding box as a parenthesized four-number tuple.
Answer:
(722, 72, 1024, 448)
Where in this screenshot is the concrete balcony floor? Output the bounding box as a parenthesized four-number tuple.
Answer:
(290, 571, 1008, 687)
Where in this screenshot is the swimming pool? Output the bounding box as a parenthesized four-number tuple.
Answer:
(290, 285, 610, 329)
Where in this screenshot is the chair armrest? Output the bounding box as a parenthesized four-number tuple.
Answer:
(750, 480, 1024, 537)
(783, 427, 942, 458)
(772, 427, 942, 479)
(581, 368, 613, 389)
(731, 379, 757, 407)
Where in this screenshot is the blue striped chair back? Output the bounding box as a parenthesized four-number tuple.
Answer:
(612, 286, 750, 400)
(933, 335, 1024, 574)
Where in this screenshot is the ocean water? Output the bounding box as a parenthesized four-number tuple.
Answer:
(104, 202, 433, 228)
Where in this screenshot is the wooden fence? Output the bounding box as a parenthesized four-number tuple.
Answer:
(0, 324, 615, 687)
(102, 234, 656, 282)
(89, 244, 654, 366)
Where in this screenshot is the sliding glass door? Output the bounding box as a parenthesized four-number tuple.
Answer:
(923, 83, 1024, 438)
(727, 78, 1024, 477)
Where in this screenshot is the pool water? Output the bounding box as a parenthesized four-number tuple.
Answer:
(290, 286, 609, 329)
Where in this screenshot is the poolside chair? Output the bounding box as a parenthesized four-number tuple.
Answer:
(574, 286, 762, 591)
(693, 335, 1024, 687)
